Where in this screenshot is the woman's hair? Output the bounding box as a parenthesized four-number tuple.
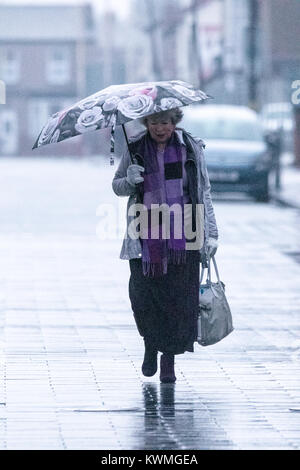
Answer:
(141, 107, 183, 127)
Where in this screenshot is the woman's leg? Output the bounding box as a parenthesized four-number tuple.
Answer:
(142, 337, 158, 377)
(129, 259, 159, 376)
(160, 353, 176, 383)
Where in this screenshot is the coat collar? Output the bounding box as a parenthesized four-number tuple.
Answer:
(128, 128, 186, 145)
(128, 128, 203, 166)
(175, 128, 186, 146)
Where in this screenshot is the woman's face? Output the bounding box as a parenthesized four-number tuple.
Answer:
(147, 117, 176, 145)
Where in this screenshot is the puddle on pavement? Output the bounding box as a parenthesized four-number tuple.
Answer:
(68, 407, 143, 413)
(283, 251, 300, 264)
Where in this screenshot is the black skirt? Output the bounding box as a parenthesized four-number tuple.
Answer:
(128, 250, 200, 355)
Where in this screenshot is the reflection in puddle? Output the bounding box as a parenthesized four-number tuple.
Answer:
(142, 382, 195, 449)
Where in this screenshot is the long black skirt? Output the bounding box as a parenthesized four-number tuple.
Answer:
(128, 250, 200, 355)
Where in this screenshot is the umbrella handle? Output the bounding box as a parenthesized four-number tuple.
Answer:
(122, 124, 144, 204)
(110, 125, 115, 165)
(122, 124, 134, 164)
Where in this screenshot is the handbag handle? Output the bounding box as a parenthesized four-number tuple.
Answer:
(211, 256, 221, 284)
(200, 254, 223, 289)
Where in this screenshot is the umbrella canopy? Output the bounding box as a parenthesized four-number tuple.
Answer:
(32, 80, 212, 150)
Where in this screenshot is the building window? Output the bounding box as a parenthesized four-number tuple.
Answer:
(0, 48, 20, 84)
(28, 100, 49, 139)
(28, 99, 74, 139)
(0, 110, 18, 154)
(46, 47, 70, 85)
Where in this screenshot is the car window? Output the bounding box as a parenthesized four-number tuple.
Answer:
(263, 111, 291, 120)
(183, 117, 264, 141)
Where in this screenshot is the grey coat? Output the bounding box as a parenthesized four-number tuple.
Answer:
(111, 129, 218, 265)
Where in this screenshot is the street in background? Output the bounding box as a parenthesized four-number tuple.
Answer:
(182, 104, 273, 202)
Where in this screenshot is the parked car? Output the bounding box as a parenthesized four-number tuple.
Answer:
(260, 102, 294, 152)
(181, 104, 272, 202)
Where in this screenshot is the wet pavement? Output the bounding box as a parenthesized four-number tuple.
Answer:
(1, 156, 300, 450)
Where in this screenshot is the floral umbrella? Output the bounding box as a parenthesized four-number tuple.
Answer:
(32, 80, 212, 159)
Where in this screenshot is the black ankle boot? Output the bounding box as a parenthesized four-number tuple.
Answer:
(142, 340, 158, 377)
(160, 353, 176, 383)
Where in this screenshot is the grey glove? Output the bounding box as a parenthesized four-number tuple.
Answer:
(207, 237, 218, 257)
(126, 164, 144, 186)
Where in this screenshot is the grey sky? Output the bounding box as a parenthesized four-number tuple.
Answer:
(0, 0, 131, 18)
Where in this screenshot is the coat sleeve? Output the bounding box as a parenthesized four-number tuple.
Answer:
(112, 147, 137, 197)
(199, 144, 219, 240)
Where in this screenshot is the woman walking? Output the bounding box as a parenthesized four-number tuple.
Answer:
(112, 108, 218, 383)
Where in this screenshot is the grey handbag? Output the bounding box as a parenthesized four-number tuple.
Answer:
(198, 255, 234, 346)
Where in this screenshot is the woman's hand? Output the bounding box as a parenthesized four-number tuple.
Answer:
(207, 237, 218, 257)
(126, 164, 145, 185)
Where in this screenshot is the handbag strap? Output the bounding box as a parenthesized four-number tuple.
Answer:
(200, 255, 222, 287)
(200, 256, 211, 284)
(211, 256, 221, 284)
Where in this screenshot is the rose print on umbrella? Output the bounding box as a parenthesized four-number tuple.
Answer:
(32, 80, 213, 149)
(117, 94, 155, 119)
(78, 97, 101, 110)
(49, 129, 61, 144)
(75, 106, 104, 133)
(129, 85, 158, 100)
(159, 97, 183, 110)
(37, 114, 61, 146)
(102, 96, 121, 112)
(172, 84, 201, 102)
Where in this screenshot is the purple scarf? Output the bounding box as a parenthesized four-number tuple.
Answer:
(136, 131, 186, 277)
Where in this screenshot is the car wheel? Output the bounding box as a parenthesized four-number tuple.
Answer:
(254, 190, 270, 202)
(253, 173, 270, 202)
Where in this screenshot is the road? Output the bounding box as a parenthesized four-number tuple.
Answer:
(0, 156, 300, 450)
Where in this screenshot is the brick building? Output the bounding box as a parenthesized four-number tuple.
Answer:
(0, 4, 101, 156)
